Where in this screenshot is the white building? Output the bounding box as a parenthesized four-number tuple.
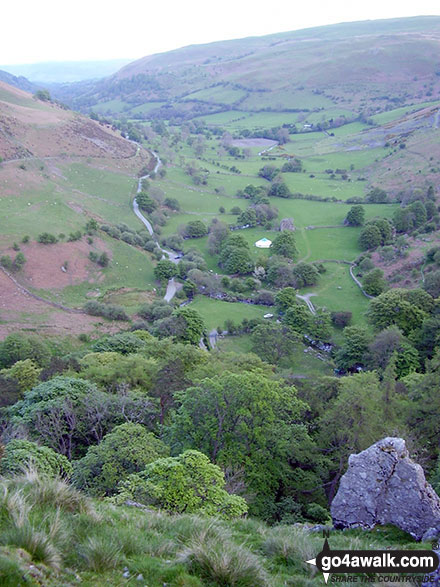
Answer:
(255, 237, 272, 248)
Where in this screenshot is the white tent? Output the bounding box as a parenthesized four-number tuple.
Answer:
(255, 237, 272, 248)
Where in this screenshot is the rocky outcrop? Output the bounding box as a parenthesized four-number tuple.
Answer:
(331, 437, 440, 541)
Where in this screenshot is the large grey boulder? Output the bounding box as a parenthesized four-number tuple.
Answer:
(331, 437, 440, 541)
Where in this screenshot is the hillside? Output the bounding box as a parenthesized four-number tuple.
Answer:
(0, 82, 156, 339)
(58, 16, 440, 119)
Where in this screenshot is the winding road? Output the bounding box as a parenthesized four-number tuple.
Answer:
(132, 151, 182, 302)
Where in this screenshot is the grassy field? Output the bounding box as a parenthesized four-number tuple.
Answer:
(189, 295, 270, 330)
(299, 262, 370, 325)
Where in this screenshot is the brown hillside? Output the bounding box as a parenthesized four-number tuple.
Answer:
(0, 82, 137, 161)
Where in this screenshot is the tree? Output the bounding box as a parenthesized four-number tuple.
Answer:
(367, 289, 428, 335)
(171, 307, 206, 345)
(1, 359, 41, 392)
(258, 165, 279, 181)
(184, 220, 208, 238)
(97, 252, 109, 267)
(154, 259, 177, 281)
(359, 224, 382, 250)
(0, 333, 51, 368)
(136, 191, 157, 213)
(292, 262, 319, 287)
(73, 423, 169, 496)
(424, 270, 440, 298)
(0, 439, 72, 479)
(37, 232, 58, 244)
(207, 221, 229, 254)
(308, 309, 332, 342)
(275, 287, 298, 312)
(268, 182, 291, 198)
(335, 326, 372, 370)
(331, 311, 352, 328)
(237, 208, 257, 227)
(320, 372, 392, 502)
(168, 371, 314, 517)
(8, 376, 156, 459)
(13, 252, 26, 270)
(271, 231, 298, 259)
(251, 323, 300, 363)
(362, 268, 387, 296)
(115, 450, 248, 519)
(283, 304, 310, 333)
(219, 237, 253, 275)
(345, 205, 365, 226)
(366, 188, 388, 203)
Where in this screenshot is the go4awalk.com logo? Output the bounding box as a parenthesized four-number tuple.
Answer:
(306, 536, 439, 584)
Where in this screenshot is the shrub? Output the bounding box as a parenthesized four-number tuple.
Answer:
(331, 311, 352, 328)
(37, 233, 58, 244)
(83, 301, 129, 321)
(0, 440, 72, 479)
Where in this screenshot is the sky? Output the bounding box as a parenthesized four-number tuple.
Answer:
(2, 0, 440, 65)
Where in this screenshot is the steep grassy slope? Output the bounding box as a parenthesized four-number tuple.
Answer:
(0, 83, 156, 338)
(0, 471, 429, 587)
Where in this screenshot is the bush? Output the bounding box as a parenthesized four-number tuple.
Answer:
(83, 301, 129, 321)
(0, 440, 72, 479)
(37, 233, 57, 244)
(331, 311, 352, 328)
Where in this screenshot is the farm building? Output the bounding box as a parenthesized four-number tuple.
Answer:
(255, 237, 272, 248)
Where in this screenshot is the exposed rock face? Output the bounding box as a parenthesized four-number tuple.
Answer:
(331, 437, 440, 540)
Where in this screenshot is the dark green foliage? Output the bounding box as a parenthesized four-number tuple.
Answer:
(271, 231, 298, 259)
(424, 270, 440, 298)
(258, 165, 279, 181)
(331, 311, 352, 328)
(1, 439, 72, 478)
(275, 287, 298, 312)
(281, 158, 302, 172)
(171, 307, 206, 345)
(184, 220, 208, 238)
(219, 235, 253, 275)
(83, 301, 129, 321)
(154, 259, 178, 281)
(0, 255, 13, 270)
(345, 205, 365, 226)
(367, 288, 429, 335)
(168, 371, 319, 518)
(366, 187, 388, 203)
(237, 208, 257, 227)
(292, 262, 319, 287)
(73, 423, 169, 496)
(251, 322, 299, 363)
(91, 333, 146, 354)
(359, 223, 382, 250)
(164, 197, 180, 211)
(37, 232, 58, 244)
(0, 333, 51, 368)
(137, 191, 157, 213)
(362, 268, 388, 296)
(335, 326, 372, 370)
(268, 182, 292, 198)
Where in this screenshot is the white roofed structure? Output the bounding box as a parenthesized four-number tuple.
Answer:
(255, 237, 272, 248)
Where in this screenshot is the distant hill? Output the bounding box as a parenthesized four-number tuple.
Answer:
(55, 16, 440, 120)
(0, 69, 37, 93)
(0, 59, 134, 84)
